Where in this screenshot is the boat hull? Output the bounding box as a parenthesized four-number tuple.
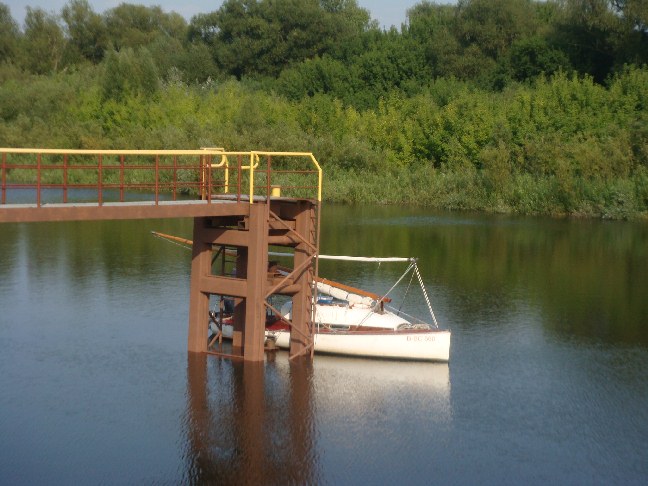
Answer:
(271, 328, 451, 362)
(217, 324, 450, 362)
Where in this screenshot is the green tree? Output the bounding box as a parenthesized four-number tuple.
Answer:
(101, 47, 159, 101)
(190, 0, 371, 78)
(551, 0, 624, 82)
(0, 3, 20, 63)
(507, 36, 571, 82)
(610, 0, 648, 66)
(351, 29, 430, 105)
(61, 0, 108, 64)
(612, 0, 648, 32)
(103, 3, 187, 51)
(276, 55, 354, 101)
(407, 0, 540, 83)
(318, 0, 373, 59)
(406, 2, 463, 78)
(176, 42, 220, 83)
(22, 7, 66, 74)
(455, 0, 539, 58)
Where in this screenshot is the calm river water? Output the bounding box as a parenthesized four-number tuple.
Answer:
(1, 205, 647, 484)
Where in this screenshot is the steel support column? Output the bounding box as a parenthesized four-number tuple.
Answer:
(188, 217, 212, 353)
(290, 202, 315, 357)
(243, 204, 269, 361)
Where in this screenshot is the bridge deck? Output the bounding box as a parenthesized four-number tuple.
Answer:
(0, 199, 252, 223)
(0, 196, 318, 223)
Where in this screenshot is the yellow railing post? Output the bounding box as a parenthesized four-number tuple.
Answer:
(249, 152, 256, 204)
(223, 154, 229, 194)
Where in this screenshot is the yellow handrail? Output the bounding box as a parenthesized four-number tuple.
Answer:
(1, 148, 323, 204)
(201, 150, 322, 204)
(0, 148, 227, 155)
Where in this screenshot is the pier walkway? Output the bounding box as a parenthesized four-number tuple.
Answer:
(0, 148, 322, 361)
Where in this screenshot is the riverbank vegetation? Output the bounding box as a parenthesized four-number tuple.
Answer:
(0, 0, 647, 218)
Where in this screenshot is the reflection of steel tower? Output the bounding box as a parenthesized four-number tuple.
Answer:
(183, 354, 318, 484)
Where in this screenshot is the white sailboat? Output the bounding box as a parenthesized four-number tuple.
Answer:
(218, 256, 451, 362)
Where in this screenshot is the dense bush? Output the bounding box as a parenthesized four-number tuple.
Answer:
(0, 0, 646, 218)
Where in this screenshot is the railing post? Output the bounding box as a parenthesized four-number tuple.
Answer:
(249, 153, 255, 204)
(266, 155, 272, 201)
(120, 155, 125, 202)
(1, 153, 6, 205)
(224, 155, 229, 194)
(206, 155, 211, 203)
(63, 154, 68, 203)
(199, 155, 205, 200)
(237, 155, 242, 203)
(155, 155, 159, 205)
(173, 155, 177, 201)
(97, 154, 103, 206)
(37, 153, 41, 207)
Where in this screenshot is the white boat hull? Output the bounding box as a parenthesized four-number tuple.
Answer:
(271, 328, 451, 362)
(218, 324, 450, 362)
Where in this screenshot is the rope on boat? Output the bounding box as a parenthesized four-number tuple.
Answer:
(397, 269, 416, 316)
(356, 261, 417, 327)
(376, 261, 417, 305)
(358, 261, 439, 329)
(414, 262, 438, 328)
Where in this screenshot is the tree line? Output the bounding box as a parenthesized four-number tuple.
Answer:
(0, 0, 647, 218)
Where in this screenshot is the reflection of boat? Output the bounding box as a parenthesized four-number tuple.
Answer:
(311, 354, 451, 418)
(214, 257, 451, 362)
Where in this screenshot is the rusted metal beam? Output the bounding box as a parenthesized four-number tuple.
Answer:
(269, 209, 318, 254)
(267, 233, 300, 246)
(198, 275, 248, 298)
(0, 201, 250, 223)
(201, 228, 251, 247)
(269, 219, 296, 230)
(264, 255, 313, 299)
(238, 216, 297, 231)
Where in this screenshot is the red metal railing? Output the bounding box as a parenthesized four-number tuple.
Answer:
(0, 149, 322, 207)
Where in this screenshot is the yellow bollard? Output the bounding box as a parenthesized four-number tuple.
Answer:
(271, 185, 281, 197)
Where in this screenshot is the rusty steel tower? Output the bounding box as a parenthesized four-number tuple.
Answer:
(0, 148, 322, 361)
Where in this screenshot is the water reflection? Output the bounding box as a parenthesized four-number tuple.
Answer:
(313, 355, 451, 420)
(183, 352, 452, 485)
(183, 354, 319, 485)
(311, 356, 452, 485)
